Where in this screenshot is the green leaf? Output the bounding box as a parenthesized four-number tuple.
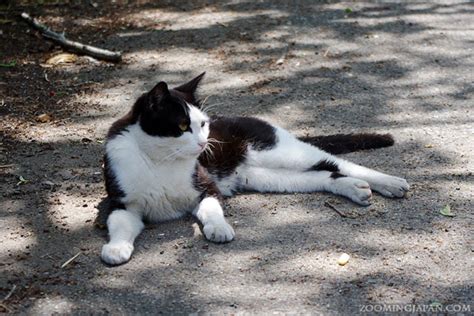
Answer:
(345, 8, 353, 14)
(17, 175, 29, 186)
(430, 301, 442, 308)
(0, 61, 16, 68)
(440, 205, 455, 217)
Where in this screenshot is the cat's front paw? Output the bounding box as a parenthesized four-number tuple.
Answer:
(203, 220, 235, 243)
(101, 241, 134, 265)
(370, 175, 409, 198)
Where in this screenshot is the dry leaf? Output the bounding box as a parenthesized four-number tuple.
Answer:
(17, 176, 29, 186)
(46, 53, 78, 65)
(36, 113, 52, 123)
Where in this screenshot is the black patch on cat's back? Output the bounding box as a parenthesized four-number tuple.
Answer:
(309, 159, 339, 172)
(230, 116, 277, 150)
(210, 116, 276, 150)
(199, 116, 276, 178)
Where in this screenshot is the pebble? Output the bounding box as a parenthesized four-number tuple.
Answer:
(338, 253, 350, 266)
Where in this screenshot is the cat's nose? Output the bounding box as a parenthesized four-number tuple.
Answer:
(198, 142, 207, 149)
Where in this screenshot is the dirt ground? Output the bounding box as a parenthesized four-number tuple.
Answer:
(1, 1, 473, 314)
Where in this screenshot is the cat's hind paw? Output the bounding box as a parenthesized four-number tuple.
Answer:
(101, 241, 134, 265)
(203, 220, 235, 243)
(371, 176, 409, 198)
(334, 177, 373, 206)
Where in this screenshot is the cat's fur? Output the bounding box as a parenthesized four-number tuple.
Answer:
(101, 73, 409, 265)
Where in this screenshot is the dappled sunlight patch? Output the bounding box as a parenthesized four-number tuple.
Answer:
(29, 295, 75, 315)
(126, 8, 287, 32)
(6, 123, 109, 144)
(1, 211, 37, 262)
(376, 108, 473, 127)
(126, 49, 221, 73)
(187, 275, 323, 311)
(46, 190, 100, 232)
(262, 102, 314, 130)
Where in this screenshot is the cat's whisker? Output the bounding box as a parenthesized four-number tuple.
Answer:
(201, 143, 216, 160)
(205, 144, 218, 160)
(199, 95, 214, 108)
(207, 138, 227, 151)
(208, 138, 228, 144)
(201, 102, 225, 114)
(157, 148, 183, 163)
(204, 147, 216, 161)
(208, 138, 230, 150)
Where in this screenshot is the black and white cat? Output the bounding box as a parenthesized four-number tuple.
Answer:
(101, 73, 409, 265)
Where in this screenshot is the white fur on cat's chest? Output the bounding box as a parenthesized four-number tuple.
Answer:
(106, 134, 201, 222)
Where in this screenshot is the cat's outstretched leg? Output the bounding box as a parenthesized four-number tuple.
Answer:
(193, 197, 234, 243)
(335, 160, 409, 198)
(238, 167, 372, 206)
(101, 209, 144, 265)
(245, 126, 409, 198)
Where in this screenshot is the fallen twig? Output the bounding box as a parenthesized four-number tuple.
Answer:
(3, 285, 16, 301)
(323, 47, 330, 57)
(324, 201, 355, 218)
(21, 13, 122, 63)
(0, 164, 15, 168)
(61, 251, 82, 268)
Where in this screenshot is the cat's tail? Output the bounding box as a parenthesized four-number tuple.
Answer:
(298, 133, 394, 155)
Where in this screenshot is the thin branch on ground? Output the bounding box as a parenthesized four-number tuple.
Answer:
(324, 201, 356, 218)
(20, 12, 122, 63)
(3, 285, 16, 301)
(61, 251, 82, 268)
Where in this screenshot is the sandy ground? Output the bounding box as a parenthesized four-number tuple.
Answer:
(1, 1, 473, 314)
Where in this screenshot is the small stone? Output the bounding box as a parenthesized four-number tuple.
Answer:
(337, 253, 350, 266)
(275, 57, 285, 65)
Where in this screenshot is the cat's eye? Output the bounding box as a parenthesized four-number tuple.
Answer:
(201, 121, 206, 127)
(179, 123, 189, 131)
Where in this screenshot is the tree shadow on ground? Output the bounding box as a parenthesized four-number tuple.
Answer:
(1, 0, 472, 313)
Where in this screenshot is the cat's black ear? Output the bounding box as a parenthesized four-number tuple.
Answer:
(149, 81, 170, 106)
(174, 72, 205, 94)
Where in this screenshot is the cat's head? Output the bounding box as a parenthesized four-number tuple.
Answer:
(132, 72, 210, 159)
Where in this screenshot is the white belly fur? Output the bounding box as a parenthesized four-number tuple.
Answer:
(107, 135, 201, 222)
